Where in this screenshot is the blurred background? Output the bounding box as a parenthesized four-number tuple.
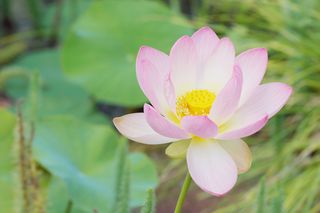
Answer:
(0, 0, 319, 212)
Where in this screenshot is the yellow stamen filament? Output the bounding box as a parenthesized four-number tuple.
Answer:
(176, 89, 216, 118)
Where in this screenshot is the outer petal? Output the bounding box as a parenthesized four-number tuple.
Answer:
(144, 104, 189, 139)
(187, 140, 238, 196)
(216, 115, 268, 140)
(235, 82, 292, 118)
(202, 38, 235, 93)
(219, 139, 252, 174)
(217, 83, 292, 140)
(191, 26, 219, 65)
(137, 46, 170, 77)
(170, 35, 199, 97)
(137, 46, 169, 78)
(181, 116, 218, 138)
(236, 48, 268, 105)
(113, 113, 177, 144)
(136, 47, 175, 114)
(209, 66, 243, 125)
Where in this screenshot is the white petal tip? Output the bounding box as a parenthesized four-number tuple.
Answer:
(200, 185, 236, 197)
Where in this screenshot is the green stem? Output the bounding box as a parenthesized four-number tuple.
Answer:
(174, 171, 192, 213)
(64, 200, 73, 213)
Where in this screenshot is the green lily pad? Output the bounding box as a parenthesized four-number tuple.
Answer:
(129, 153, 158, 207)
(46, 177, 70, 213)
(3, 49, 62, 99)
(14, 49, 63, 80)
(33, 116, 158, 212)
(62, 0, 193, 106)
(3, 49, 96, 119)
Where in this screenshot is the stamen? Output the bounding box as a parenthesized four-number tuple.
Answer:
(176, 90, 215, 118)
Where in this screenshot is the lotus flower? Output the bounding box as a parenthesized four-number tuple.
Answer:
(113, 27, 292, 196)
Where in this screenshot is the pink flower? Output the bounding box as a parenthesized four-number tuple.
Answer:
(113, 27, 292, 196)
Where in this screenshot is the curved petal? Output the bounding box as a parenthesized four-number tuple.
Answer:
(216, 115, 268, 140)
(202, 38, 235, 93)
(191, 26, 219, 65)
(217, 83, 291, 140)
(235, 48, 268, 105)
(136, 47, 175, 114)
(113, 113, 177, 144)
(144, 104, 189, 139)
(170, 35, 199, 97)
(137, 45, 169, 78)
(163, 73, 177, 113)
(209, 65, 243, 124)
(236, 82, 292, 118)
(181, 116, 218, 138)
(187, 140, 238, 196)
(219, 139, 252, 174)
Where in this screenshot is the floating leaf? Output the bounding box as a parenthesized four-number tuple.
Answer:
(46, 178, 70, 213)
(3, 49, 96, 119)
(33, 116, 158, 212)
(129, 153, 158, 207)
(62, 0, 193, 106)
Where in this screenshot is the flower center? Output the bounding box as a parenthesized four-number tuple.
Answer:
(176, 89, 216, 118)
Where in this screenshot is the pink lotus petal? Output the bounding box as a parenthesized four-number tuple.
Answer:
(209, 65, 243, 124)
(137, 46, 170, 78)
(187, 140, 238, 196)
(170, 35, 199, 97)
(191, 26, 220, 65)
(202, 38, 235, 93)
(163, 73, 177, 113)
(236, 48, 268, 105)
(217, 83, 291, 140)
(216, 114, 268, 140)
(144, 104, 189, 139)
(113, 113, 177, 144)
(136, 60, 161, 110)
(181, 116, 218, 138)
(137, 46, 174, 115)
(219, 139, 252, 174)
(236, 82, 293, 118)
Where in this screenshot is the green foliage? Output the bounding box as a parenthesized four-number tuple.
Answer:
(256, 177, 266, 213)
(32, 115, 158, 212)
(271, 184, 284, 213)
(46, 178, 70, 213)
(129, 153, 159, 208)
(113, 140, 130, 213)
(0, 44, 158, 213)
(0, 109, 16, 213)
(3, 49, 94, 118)
(140, 189, 156, 213)
(42, 0, 91, 40)
(62, 0, 193, 106)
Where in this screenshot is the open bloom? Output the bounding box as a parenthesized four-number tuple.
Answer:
(113, 27, 292, 196)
